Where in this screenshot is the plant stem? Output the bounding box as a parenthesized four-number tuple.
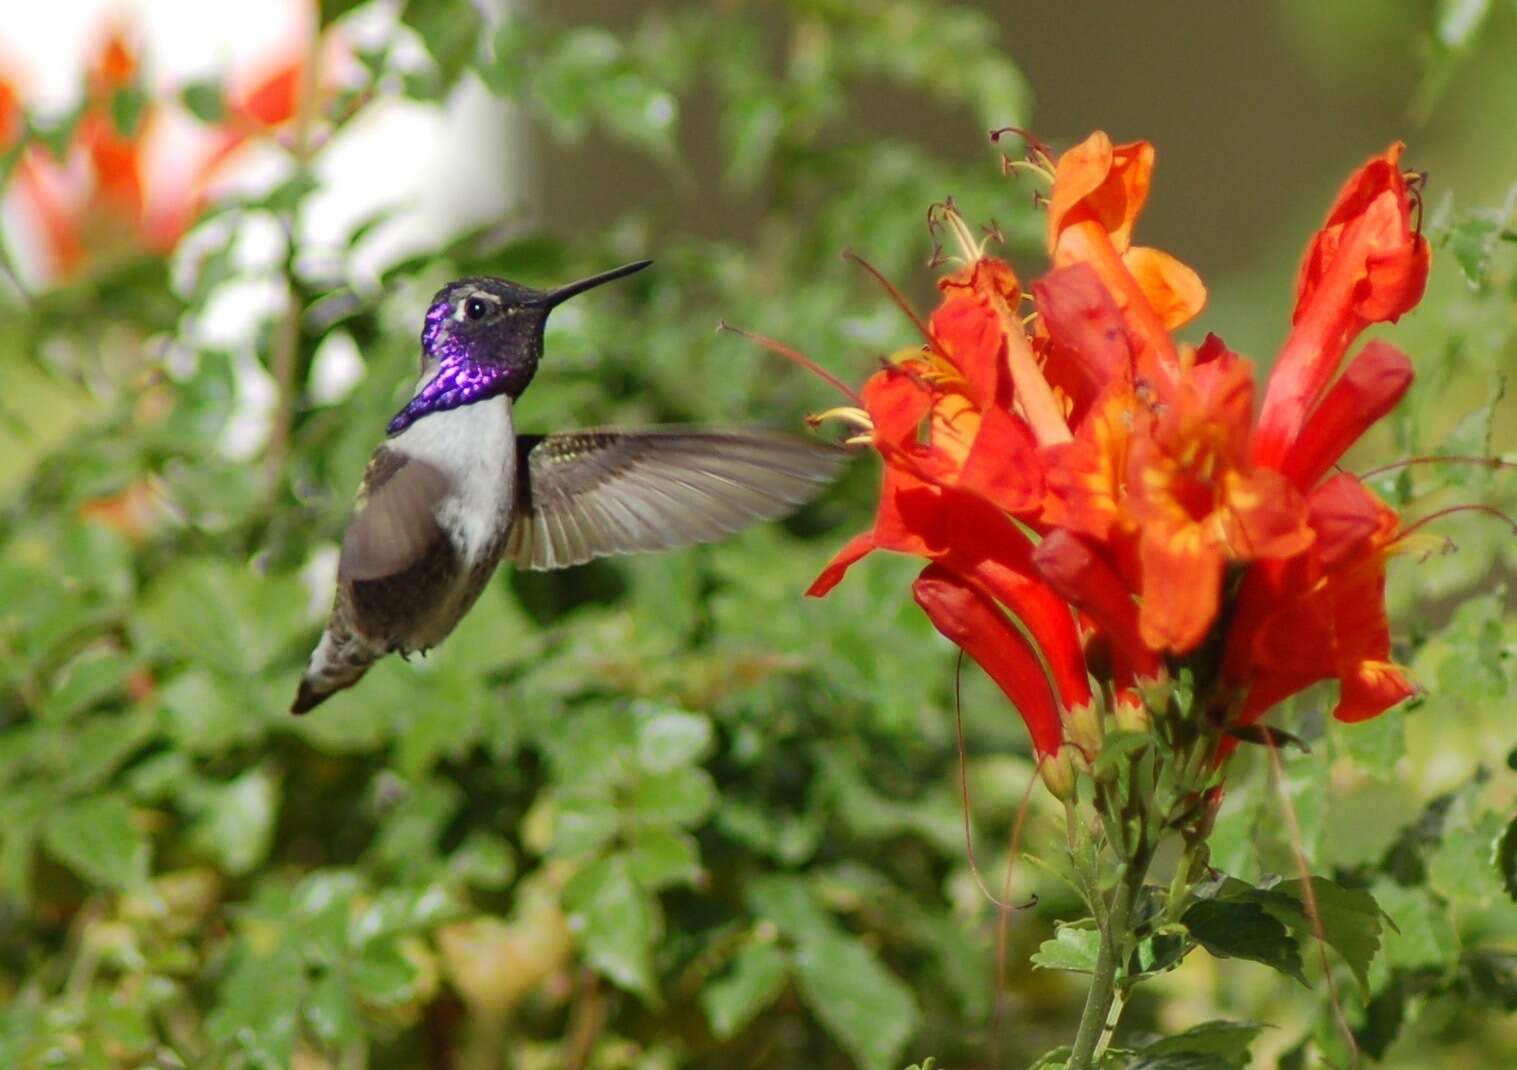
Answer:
(1068, 856, 1142, 1070)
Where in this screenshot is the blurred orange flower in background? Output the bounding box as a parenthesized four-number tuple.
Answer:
(0, 17, 314, 282)
(806, 132, 1428, 770)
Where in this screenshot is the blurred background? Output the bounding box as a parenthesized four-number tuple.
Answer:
(0, 1, 1514, 1068)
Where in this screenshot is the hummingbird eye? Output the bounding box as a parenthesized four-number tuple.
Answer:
(463, 297, 489, 321)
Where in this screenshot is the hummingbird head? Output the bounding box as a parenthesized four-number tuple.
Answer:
(387, 259, 652, 435)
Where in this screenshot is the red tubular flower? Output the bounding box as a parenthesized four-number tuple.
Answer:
(913, 565, 1065, 759)
(1253, 144, 1429, 469)
(1047, 131, 1206, 387)
(1032, 530, 1160, 681)
(1277, 340, 1413, 491)
(1225, 475, 1414, 729)
(799, 129, 1426, 772)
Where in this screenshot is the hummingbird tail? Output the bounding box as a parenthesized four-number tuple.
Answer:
(290, 627, 378, 714)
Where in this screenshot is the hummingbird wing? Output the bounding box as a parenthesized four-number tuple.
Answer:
(505, 428, 847, 571)
(339, 448, 454, 581)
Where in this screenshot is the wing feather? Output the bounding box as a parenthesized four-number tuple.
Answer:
(339, 450, 452, 581)
(506, 428, 848, 571)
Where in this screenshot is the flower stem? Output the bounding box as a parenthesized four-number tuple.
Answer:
(1067, 857, 1141, 1069)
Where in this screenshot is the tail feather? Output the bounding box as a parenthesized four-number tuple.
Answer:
(291, 626, 378, 714)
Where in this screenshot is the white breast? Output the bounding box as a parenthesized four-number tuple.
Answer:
(387, 393, 516, 567)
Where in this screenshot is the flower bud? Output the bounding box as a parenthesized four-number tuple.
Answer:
(1067, 700, 1104, 759)
(1040, 746, 1077, 802)
(1114, 692, 1150, 734)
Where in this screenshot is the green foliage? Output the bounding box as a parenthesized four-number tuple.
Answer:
(0, 1, 1514, 1068)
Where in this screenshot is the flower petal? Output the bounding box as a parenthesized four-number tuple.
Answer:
(1279, 340, 1413, 490)
(913, 564, 1065, 758)
(1121, 245, 1206, 330)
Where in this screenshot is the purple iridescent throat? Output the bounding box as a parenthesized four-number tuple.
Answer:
(386, 302, 517, 436)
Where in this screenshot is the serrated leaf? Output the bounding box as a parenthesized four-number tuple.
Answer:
(700, 940, 790, 1040)
(793, 931, 920, 1070)
(42, 794, 149, 891)
(1264, 878, 1386, 991)
(1032, 924, 1101, 974)
(1183, 898, 1306, 984)
(563, 854, 660, 1003)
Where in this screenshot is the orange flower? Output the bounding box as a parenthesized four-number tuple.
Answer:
(1253, 144, 1429, 470)
(1047, 131, 1206, 385)
(6, 21, 310, 282)
(1224, 475, 1414, 731)
(799, 129, 1426, 768)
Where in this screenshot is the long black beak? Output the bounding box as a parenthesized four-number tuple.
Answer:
(533, 259, 653, 310)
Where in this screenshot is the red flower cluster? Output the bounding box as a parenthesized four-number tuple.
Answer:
(811, 132, 1427, 765)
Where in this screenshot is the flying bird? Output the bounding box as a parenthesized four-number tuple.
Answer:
(292, 260, 845, 713)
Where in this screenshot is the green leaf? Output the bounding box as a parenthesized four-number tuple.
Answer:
(1132, 1019, 1264, 1069)
(305, 971, 359, 1049)
(793, 931, 920, 1070)
(636, 709, 713, 773)
(181, 80, 225, 123)
(1182, 898, 1306, 985)
(627, 825, 699, 890)
(135, 559, 306, 677)
(352, 939, 419, 1005)
(633, 766, 716, 827)
(158, 668, 265, 754)
(1428, 810, 1507, 906)
(1498, 814, 1517, 902)
(41, 794, 149, 891)
(319, 0, 369, 26)
(447, 832, 516, 890)
(109, 85, 148, 139)
(208, 943, 304, 1066)
(746, 875, 839, 945)
(1031, 924, 1101, 974)
(700, 940, 790, 1040)
(41, 647, 135, 722)
(563, 854, 660, 1003)
(1093, 730, 1151, 781)
(1127, 926, 1194, 982)
(1265, 878, 1386, 991)
(188, 767, 280, 876)
(402, 0, 484, 94)
(551, 793, 620, 856)
(1374, 882, 1460, 973)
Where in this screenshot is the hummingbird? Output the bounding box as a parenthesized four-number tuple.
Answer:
(291, 259, 846, 713)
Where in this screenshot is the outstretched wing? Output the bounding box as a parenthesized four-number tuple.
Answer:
(505, 428, 848, 571)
